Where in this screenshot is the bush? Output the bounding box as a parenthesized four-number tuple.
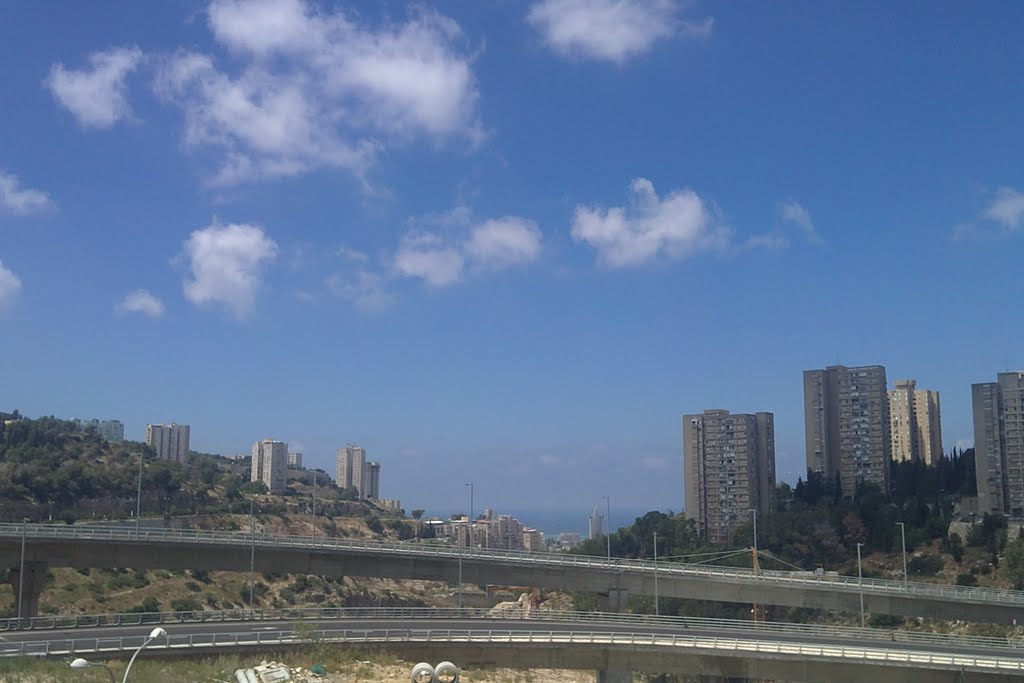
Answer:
(956, 573, 978, 586)
(868, 613, 904, 628)
(170, 597, 202, 612)
(907, 554, 944, 576)
(126, 597, 161, 613)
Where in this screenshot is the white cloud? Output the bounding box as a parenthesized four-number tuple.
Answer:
(640, 456, 671, 470)
(325, 270, 393, 312)
(46, 46, 143, 128)
(0, 172, 54, 215)
(527, 0, 711, 64)
(395, 210, 543, 287)
(115, 289, 165, 318)
(571, 177, 730, 267)
(393, 231, 464, 287)
(779, 200, 822, 243)
(183, 222, 278, 318)
(0, 260, 22, 310)
(154, 0, 482, 185)
(985, 187, 1024, 231)
(465, 217, 543, 269)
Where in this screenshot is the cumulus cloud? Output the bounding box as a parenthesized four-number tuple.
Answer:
(153, 0, 482, 185)
(393, 231, 465, 287)
(46, 46, 143, 128)
(986, 187, 1024, 231)
(0, 172, 54, 215)
(0, 260, 22, 310)
(527, 0, 711, 64)
(953, 186, 1024, 239)
(571, 177, 730, 267)
(183, 222, 278, 318)
(394, 210, 543, 287)
(115, 289, 165, 318)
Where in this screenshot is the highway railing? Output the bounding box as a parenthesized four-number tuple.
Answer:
(3, 627, 1024, 675)
(3, 522, 1024, 607)
(2, 607, 1023, 654)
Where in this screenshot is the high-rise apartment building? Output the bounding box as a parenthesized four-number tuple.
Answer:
(287, 452, 303, 468)
(336, 444, 366, 497)
(251, 439, 288, 493)
(683, 409, 776, 546)
(888, 380, 943, 465)
(973, 372, 1024, 516)
(804, 365, 891, 496)
(364, 461, 381, 500)
(145, 423, 190, 463)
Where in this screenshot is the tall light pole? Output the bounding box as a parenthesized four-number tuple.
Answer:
(653, 530, 659, 616)
(896, 521, 908, 591)
(465, 483, 474, 548)
(17, 517, 27, 623)
(856, 542, 865, 628)
(311, 470, 317, 543)
(121, 627, 168, 682)
(603, 495, 611, 560)
(135, 452, 143, 537)
(248, 498, 256, 610)
(750, 509, 758, 562)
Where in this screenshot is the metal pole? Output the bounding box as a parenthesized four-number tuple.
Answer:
(604, 495, 611, 560)
(856, 542, 865, 628)
(17, 518, 26, 623)
(751, 508, 758, 560)
(897, 521, 908, 591)
(653, 530, 659, 616)
(311, 470, 317, 543)
(135, 452, 143, 537)
(248, 498, 256, 610)
(466, 482, 474, 548)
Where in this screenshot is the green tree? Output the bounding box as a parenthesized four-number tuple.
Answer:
(1003, 538, 1024, 589)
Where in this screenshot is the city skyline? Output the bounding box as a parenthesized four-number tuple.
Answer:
(2, 1, 1023, 511)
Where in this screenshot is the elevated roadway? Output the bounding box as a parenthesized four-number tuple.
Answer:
(2, 609, 1023, 682)
(3, 523, 1024, 623)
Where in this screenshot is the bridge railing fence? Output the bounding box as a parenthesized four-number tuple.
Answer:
(3, 522, 1024, 606)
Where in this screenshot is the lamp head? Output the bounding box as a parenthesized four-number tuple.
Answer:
(149, 627, 167, 639)
(70, 658, 92, 669)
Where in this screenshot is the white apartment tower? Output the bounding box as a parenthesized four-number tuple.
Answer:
(889, 379, 943, 465)
(145, 423, 190, 463)
(337, 444, 367, 497)
(973, 372, 1024, 516)
(252, 439, 288, 493)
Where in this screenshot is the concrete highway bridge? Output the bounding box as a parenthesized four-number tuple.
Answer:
(2, 608, 1023, 682)
(3, 523, 1024, 626)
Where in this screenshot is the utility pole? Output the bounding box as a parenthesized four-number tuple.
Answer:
(135, 452, 143, 537)
(17, 518, 27, 623)
(896, 521, 908, 591)
(856, 542, 865, 628)
(653, 530, 659, 616)
(603, 495, 611, 560)
(311, 470, 317, 543)
(249, 498, 256, 610)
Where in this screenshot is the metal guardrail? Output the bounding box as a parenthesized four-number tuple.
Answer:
(4, 627, 1024, 674)
(2, 522, 1023, 606)
(2, 607, 1023, 654)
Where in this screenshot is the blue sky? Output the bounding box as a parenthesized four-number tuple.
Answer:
(2, 0, 1023, 514)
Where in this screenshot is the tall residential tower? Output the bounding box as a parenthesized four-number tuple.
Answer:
(683, 409, 776, 546)
(337, 444, 367, 497)
(251, 439, 288, 493)
(888, 379, 942, 465)
(145, 423, 190, 463)
(804, 365, 891, 496)
(973, 372, 1024, 516)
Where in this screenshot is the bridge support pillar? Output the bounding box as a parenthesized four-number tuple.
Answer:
(595, 588, 631, 682)
(8, 561, 47, 620)
(595, 669, 632, 683)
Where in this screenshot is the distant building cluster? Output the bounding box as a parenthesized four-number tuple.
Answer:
(145, 423, 190, 463)
(683, 364, 949, 543)
(443, 509, 545, 552)
(336, 444, 381, 500)
(73, 418, 124, 444)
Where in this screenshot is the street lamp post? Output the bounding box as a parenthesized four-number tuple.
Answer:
(70, 658, 116, 683)
(896, 521, 908, 591)
(856, 542, 865, 628)
(653, 530, 659, 616)
(751, 509, 758, 562)
(17, 517, 27, 623)
(311, 470, 317, 543)
(121, 627, 168, 682)
(603, 495, 611, 560)
(135, 453, 143, 537)
(465, 483, 474, 548)
(248, 498, 256, 610)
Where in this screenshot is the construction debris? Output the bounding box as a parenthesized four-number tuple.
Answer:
(234, 660, 328, 682)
